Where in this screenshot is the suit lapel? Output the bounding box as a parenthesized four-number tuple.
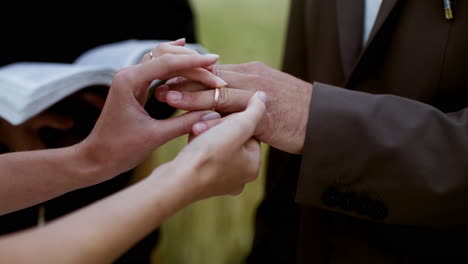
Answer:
(336, 0, 400, 81)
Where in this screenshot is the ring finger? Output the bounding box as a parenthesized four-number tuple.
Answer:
(165, 87, 254, 113)
(141, 41, 197, 64)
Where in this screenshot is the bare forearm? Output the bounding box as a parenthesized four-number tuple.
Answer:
(0, 162, 193, 264)
(0, 143, 101, 215)
(0, 90, 266, 264)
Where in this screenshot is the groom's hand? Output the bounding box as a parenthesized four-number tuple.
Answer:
(156, 62, 313, 154)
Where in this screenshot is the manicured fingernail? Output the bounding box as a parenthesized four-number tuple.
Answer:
(194, 123, 208, 133)
(167, 91, 183, 101)
(202, 112, 221, 121)
(204, 54, 220, 60)
(258, 91, 267, 102)
(213, 76, 228, 87)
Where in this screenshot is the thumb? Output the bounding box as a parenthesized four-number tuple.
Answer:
(240, 91, 267, 133)
(224, 91, 267, 140)
(152, 110, 219, 144)
(195, 91, 267, 149)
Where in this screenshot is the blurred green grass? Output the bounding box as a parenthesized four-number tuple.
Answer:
(137, 1, 290, 263)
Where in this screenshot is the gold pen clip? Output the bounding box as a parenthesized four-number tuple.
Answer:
(444, 0, 454, 20)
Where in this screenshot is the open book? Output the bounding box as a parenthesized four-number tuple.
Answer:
(0, 40, 208, 125)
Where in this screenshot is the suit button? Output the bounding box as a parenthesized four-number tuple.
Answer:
(322, 188, 340, 208)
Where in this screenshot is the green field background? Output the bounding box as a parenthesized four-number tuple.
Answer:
(135, 1, 290, 263)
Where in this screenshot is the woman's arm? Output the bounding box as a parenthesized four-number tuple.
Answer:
(0, 92, 266, 264)
(0, 45, 224, 215)
(0, 144, 102, 215)
(0, 163, 189, 264)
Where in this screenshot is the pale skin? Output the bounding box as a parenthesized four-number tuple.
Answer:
(0, 42, 266, 263)
(0, 93, 266, 264)
(0, 87, 109, 214)
(156, 61, 314, 154)
(0, 40, 226, 215)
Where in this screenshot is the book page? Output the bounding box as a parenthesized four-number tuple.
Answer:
(0, 67, 114, 125)
(0, 62, 114, 125)
(0, 40, 209, 125)
(0, 62, 109, 96)
(74, 39, 209, 70)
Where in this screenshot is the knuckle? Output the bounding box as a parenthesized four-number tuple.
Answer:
(248, 61, 267, 69)
(212, 66, 222, 77)
(212, 66, 229, 81)
(113, 68, 136, 86)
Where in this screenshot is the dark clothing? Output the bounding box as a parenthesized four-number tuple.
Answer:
(1, 1, 197, 66)
(248, 0, 468, 263)
(1, 1, 195, 263)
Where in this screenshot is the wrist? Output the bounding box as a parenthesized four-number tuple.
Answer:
(71, 140, 109, 187)
(149, 159, 201, 206)
(295, 82, 313, 154)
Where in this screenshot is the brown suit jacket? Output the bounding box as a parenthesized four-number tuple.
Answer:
(248, 0, 468, 263)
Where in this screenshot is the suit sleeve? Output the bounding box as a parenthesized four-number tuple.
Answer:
(296, 82, 468, 228)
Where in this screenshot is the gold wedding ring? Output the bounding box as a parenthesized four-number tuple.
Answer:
(211, 88, 220, 111)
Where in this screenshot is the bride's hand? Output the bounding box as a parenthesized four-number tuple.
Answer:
(140, 38, 227, 88)
(78, 52, 223, 185)
(157, 91, 267, 201)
